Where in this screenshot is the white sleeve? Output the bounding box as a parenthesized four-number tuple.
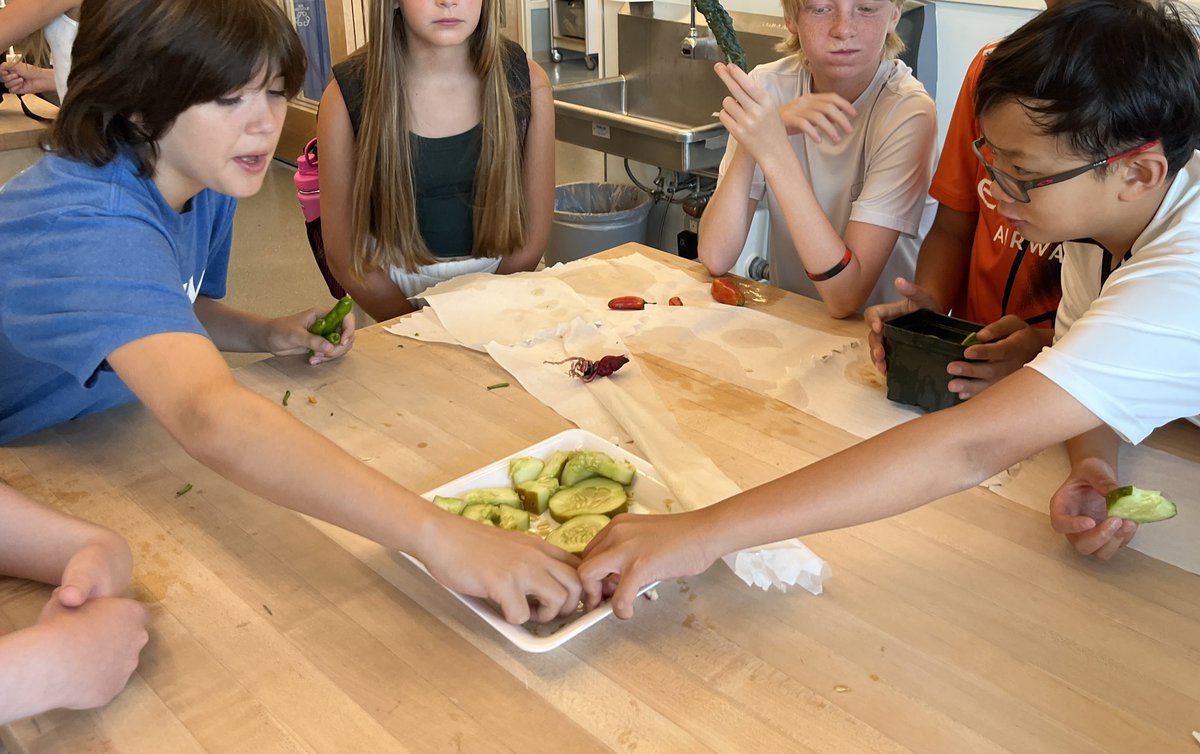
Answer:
(1028, 254, 1200, 443)
(1052, 241, 1098, 343)
(849, 92, 937, 236)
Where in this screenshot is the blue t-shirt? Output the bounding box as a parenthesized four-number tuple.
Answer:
(0, 153, 236, 443)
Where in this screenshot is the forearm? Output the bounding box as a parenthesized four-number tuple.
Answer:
(758, 153, 869, 317)
(192, 297, 275, 353)
(0, 486, 130, 588)
(179, 381, 442, 556)
(0, 626, 66, 724)
(698, 149, 758, 277)
(694, 371, 1098, 560)
(1065, 426, 1120, 474)
(912, 205, 976, 314)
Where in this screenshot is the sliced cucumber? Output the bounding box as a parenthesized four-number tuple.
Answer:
(462, 487, 522, 509)
(432, 495, 465, 515)
(462, 503, 499, 526)
(545, 514, 610, 554)
(1105, 485, 1178, 524)
(548, 478, 628, 523)
(497, 506, 531, 532)
(560, 450, 636, 487)
(540, 451, 570, 481)
(508, 457, 545, 485)
(515, 477, 559, 515)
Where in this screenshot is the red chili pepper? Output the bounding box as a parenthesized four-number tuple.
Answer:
(710, 277, 745, 306)
(608, 296, 653, 310)
(668, 296, 683, 306)
(544, 355, 630, 382)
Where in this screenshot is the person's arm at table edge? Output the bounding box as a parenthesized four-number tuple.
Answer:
(698, 146, 759, 278)
(0, 483, 132, 593)
(497, 59, 553, 275)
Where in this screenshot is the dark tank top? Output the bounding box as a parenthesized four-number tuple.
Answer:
(331, 40, 532, 258)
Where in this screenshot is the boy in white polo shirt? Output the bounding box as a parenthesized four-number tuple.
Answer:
(580, 0, 1200, 616)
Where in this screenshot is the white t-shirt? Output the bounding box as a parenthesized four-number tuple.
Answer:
(1029, 150, 1200, 444)
(717, 57, 938, 310)
(43, 13, 78, 102)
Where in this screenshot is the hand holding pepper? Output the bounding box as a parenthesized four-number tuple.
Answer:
(265, 301, 357, 365)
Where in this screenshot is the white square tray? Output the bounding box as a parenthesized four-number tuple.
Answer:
(407, 428, 669, 652)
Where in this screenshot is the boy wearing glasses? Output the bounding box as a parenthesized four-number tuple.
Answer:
(865, 1, 1066, 402)
(580, 0, 1200, 617)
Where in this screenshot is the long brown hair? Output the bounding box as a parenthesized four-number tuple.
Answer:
(351, 0, 527, 275)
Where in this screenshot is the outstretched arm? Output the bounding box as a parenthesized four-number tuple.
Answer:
(581, 367, 1103, 617)
(106, 331, 584, 624)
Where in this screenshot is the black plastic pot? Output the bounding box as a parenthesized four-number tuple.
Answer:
(882, 309, 983, 413)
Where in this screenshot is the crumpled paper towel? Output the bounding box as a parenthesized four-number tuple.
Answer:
(487, 318, 830, 593)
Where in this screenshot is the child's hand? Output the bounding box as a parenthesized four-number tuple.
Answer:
(946, 315, 1047, 399)
(578, 511, 716, 620)
(865, 277, 939, 375)
(713, 62, 791, 165)
(36, 596, 149, 711)
(1048, 457, 1136, 560)
(265, 307, 357, 365)
(778, 92, 856, 144)
(56, 533, 134, 608)
(0, 62, 56, 96)
(416, 515, 583, 624)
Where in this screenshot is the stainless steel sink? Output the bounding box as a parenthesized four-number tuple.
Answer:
(553, 75, 727, 173)
(552, 3, 787, 173)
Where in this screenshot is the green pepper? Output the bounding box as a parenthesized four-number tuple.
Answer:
(325, 331, 341, 346)
(308, 296, 354, 336)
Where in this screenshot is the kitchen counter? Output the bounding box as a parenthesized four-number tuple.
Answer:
(0, 94, 55, 152)
(2, 244, 1199, 753)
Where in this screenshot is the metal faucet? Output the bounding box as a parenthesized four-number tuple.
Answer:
(680, 0, 722, 61)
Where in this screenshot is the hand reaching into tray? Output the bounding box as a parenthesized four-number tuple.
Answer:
(578, 510, 718, 619)
(417, 515, 584, 624)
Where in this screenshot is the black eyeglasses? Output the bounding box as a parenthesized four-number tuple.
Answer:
(972, 136, 1162, 204)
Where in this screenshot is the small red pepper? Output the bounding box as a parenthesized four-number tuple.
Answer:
(710, 277, 745, 306)
(668, 296, 683, 306)
(545, 355, 630, 382)
(608, 296, 653, 310)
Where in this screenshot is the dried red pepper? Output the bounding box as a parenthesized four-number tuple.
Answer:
(608, 296, 653, 310)
(710, 277, 745, 306)
(668, 296, 683, 306)
(545, 355, 630, 382)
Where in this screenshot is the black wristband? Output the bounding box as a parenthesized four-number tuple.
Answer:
(806, 248, 854, 282)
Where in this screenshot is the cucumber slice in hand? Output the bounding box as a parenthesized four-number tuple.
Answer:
(548, 478, 628, 523)
(546, 514, 610, 554)
(1105, 485, 1178, 524)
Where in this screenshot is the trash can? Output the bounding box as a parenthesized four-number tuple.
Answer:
(545, 182, 653, 265)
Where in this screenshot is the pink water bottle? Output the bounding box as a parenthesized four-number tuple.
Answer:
(294, 138, 321, 222)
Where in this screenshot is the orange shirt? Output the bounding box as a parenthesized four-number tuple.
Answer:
(929, 44, 1062, 327)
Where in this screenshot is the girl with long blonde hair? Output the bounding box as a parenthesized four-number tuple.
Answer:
(317, 0, 554, 321)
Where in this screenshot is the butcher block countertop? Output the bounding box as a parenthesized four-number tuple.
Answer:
(2, 244, 1198, 754)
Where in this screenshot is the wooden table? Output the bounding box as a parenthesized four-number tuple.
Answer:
(2, 244, 1198, 754)
(0, 95, 54, 152)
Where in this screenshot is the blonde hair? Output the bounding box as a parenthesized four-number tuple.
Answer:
(350, 0, 527, 275)
(776, 0, 906, 63)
